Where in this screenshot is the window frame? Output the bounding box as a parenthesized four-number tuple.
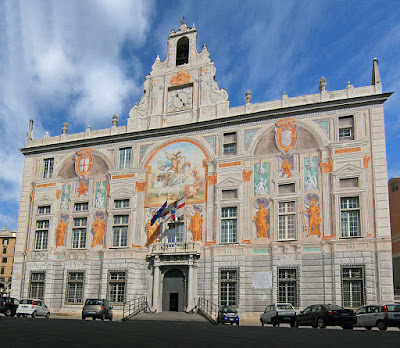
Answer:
(108, 271, 127, 303)
(277, 267, 299, 307)
(340, 196, 361, 238)
(35, 220, 49, 250)
(341, 265, 365, 308)
(72, 217, 88, 249)
(338, 115, 354, 141)
(220, 207, 238, 244)
(112, 215, 129, 248)
(223, 132, 237, 155)
(118, 147, 132, 170)
(66, 272, 85, 304)
(74, 202, 89, 212)
(277, 201, 296, 241)
(43, 158, 54, 178)
(38, 205, 51, 214)
(219, 268, 239, 307)
(29, 272, 45, 300)
(114, 199, 130, 209)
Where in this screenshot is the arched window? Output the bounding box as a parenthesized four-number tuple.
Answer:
(176, 37, 189, 66)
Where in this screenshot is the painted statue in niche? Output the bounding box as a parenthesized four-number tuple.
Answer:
(147, 141, 207, 205)
(92, 212, 105, 247)
(254, 162, 269, 196)
(304, 156, 318, 191)
(56, 218, 69, 247)
(60, 184, 70, 211)
(95, 181, 107, 209)
(253, 197, 270, 239)
(188, 205, 203, 242)
(279, 156, 294, 177)
(301, 194, 322, 237)
(145, 209, 160, 246)
(77, 179, 88, 197)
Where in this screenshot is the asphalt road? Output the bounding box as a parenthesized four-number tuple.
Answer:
(1, 316, 399, 348)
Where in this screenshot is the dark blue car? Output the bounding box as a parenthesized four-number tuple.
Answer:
(217, 305, 239, 325)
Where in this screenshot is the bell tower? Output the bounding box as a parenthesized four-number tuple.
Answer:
(127, 22, 230, 132)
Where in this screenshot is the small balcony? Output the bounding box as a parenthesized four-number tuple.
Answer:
(149, 241, 199, 254)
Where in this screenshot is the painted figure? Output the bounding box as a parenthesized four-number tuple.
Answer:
(92, 216, 105, 247)
(302, 198, 322, 237)
(254, 204, 269, 238)
(304, 173, 318, 191)
(281, 159, 292, 177)
(255, 177, 269, 195)
(78, 181, 87, 197)
(146, 213, 160, 246)
(56, 219, 69, 247)
(188, 210, 203, 241)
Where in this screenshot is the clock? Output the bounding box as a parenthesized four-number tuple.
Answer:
(168, 85, 193, 112)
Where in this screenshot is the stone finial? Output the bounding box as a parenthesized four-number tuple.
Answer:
(372, 57, 381, 85)
(112, 114, 118, 127)
(319, 77, 327, 92)
(156, 55, 160, 61)
(346, 81, 351, 88)
(87, 125, 91, 132)
(62, 122, 68, 134)
(44, 131, 49, 138)
(27, 118, 34, 141)
(245, 89, 252, 104)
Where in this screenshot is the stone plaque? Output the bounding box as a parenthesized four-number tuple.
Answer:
(252, 271, 272, 289)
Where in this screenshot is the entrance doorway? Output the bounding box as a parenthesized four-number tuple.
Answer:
(162, 269, 185, 312)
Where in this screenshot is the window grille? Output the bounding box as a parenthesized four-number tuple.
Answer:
(278, 202, 296, 240)
(113, 215, 129, 247)
(219, 269, 239, 306)
(108, 271, 126, 303)
(66, 272, 84, 303)
(43, 158, 54, 178)
(119, 148, 132, 169)
(35, 220, 49, 250)
(29, 272, 45, 300)
(278, 268, 299, 307)
(341, 266, 365, 308)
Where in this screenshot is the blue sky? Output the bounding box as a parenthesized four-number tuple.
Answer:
(0, 0, 399, 230)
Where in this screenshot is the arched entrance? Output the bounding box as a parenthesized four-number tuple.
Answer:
(162, 269, 185, 312)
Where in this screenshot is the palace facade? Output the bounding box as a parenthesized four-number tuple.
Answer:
(11, 23, 394, 316)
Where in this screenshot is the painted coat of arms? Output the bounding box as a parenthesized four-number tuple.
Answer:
(75, 148, 94, 177)
(275, 117, 296, 153)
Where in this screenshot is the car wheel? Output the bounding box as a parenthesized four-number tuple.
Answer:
(317, 317, 326, 329)
(101, 313, 105, 321)
(109, 315, 113, 321)
(260, 319, 264, 327)
(92, 317, 96, 320)
(377, 321, 387, 331)
(295, 319, 300, 328)
(342, 325, 354, 330)
(290, 321, 295, 328)
(365, 326, 372, 330)
(17, 314, 21, 317)
(272, 318, 278, 327)
(5, 308, 12, 316)
(22, 314, 27, 317)
(32, 311, 37, 318)
(237, 322, 239, 326)
(45, 312, 50, 319)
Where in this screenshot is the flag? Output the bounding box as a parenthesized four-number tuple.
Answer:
(151, 200, 167, 226)
(161, 200, 178, 223)
(172, 196, 186, 220)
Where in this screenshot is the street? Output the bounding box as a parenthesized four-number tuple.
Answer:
(1, 316, 399, 348)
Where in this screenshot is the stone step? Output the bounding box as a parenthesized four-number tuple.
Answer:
(129, 311, 209, 322)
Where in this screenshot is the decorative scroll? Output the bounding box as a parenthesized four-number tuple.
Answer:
(37, 183, 56, 188)
(363, 156, 371, 169)
(206, 173, 217, 186)
(334, 147, 361, 154)
(219, 161, 241, 168)
(112, 174, 135, 180)
(136, 182, 146, 192)
(170, 70, 191, 86)
(242, 170, 252, 182)
(319, 159, 333, 173)
(75, 148, 94, 177)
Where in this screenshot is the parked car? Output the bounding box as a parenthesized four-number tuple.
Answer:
(355, 304, 400, 331)
(295, 304, 356, 329)
(260, 303, 296, 327)
(82, 298, 113, 321)
(217, 305, 239, 325)
(0, 297, 20, 316)
(16, 299, 50, 318)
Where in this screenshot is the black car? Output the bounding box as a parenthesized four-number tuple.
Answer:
(295, 304, 357, 329)
(217, 305, 239, 325)
(0, 297, 20, 316)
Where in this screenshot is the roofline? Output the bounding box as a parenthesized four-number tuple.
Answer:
(20, 92, 393, 156)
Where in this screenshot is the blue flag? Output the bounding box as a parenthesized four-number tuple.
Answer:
(151, 200, 167, 226)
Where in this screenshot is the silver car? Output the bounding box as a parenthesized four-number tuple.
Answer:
(260, 303, 296, 327)
(16, 299, 50, 318)
(82, 298, 113, 321)
(355, 304, 400, 330)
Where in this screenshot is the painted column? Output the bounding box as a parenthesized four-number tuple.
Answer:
(187, 256, 194, 310)
(152, 256, 161, 310)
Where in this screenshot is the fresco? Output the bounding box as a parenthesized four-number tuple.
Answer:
(95, 181, 107, 209)
(60, 184, 70, 211)
(253, 197, 270, 239)
(254, 162, 269, 196)
(278, 155, 294, 177)
(146, 141, 207, 205)
(301, 193, 321, 238)
(304, 156, 318, 191)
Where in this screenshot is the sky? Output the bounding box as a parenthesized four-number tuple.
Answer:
(0, 0, 399, 231)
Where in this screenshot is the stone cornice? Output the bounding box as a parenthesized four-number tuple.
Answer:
(20, 92, 392, 156)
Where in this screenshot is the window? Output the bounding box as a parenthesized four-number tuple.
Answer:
(73, 218, 87, 249)
(113, 215, 128, 247)
(0, 268, 4, 275)
(66, 272, 84, 303)
(29, 272, 45, 300)
(223, 132, 237, 155)
(2, 239, 8, 245)
(2, 258, 7, 263)
(74, 202, 88, 212)
(342, 267, 365, 308)
(340, 197, 360, 238)
(278, 202, 296, 240)
(176, 36, 189, 66)
(2, 248, 6, 254)
(35, 220, 49, 250)
(222, 189, 237, 200)
(38, 205, 51, 214)
(219, 269, 238, 306)
(278, 183, 295, 194)
(221, 207, 237, 244)
(278, 268, 299, 307)
(392, 181, 398, 192)
(340, 178, 359, 189)
(43, 158, 54, 178)
(108, 271, 126, 303)
(167, 221, 184, 244)
(338, 116, 354, 141)
(119, 148, 132, 169)
(114, 199, 130, 209)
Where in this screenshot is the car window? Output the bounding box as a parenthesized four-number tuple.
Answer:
(34, 301, 41, 306)
(303, 307, 312, 314)
(21, 299, 33, 304)
(277, 304, 293, 310)
(356, 307, 366, 315)
(325, 305, 344, 311)
(385, 304, 400, 312)
(312, 306, 321, 312)
(367, 306, 378, 313)
(85, 299, 102, 305)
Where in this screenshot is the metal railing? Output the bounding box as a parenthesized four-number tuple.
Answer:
(197, 297, 219, 325)
(122, 295, 148, 321)
(151, 242, 198, 253)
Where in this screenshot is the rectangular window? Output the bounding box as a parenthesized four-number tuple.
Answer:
(2, 258, 7, 263)
(338, 116, 354, 141)
(0, 268, 4, 275)
(222, 189, 238, 200)
(29, 272, 45, 300)
(223, 132, 237, 155)
(219, 269, 238, 306)
(278, 202, 296, 240)
(43, 158, 54, 178)
(342, 267, 365, 308)
(167, 222, 184, 244)
(114, 199, 130, 209)
(74, 202, 89, 212)
(2, 239, 8, 245)
(278, 183, 295, 194)
(113, 215, 129, 247)
(278, 268, 299, 307)
(73, 218, 87, 249)
(221, 207, 237, 244)
(391, 181, 398, 192)
(119, 148, 132, 169)
(340, 178, 359, 189)
(66, 272, 84, 303)
(340, 197, 360, 238)
(35, 220, 49, 250)
(2, 247, 6, 254)
(38, 205, 51, 214)
(108, 271, 126, 303)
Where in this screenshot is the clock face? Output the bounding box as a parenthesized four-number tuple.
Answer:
(168, 85, 193, 112)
